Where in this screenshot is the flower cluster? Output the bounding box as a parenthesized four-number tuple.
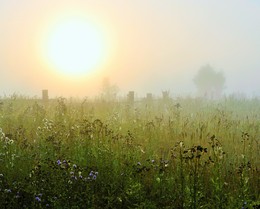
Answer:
(56, 159, 98, 182)
(56, 159, 70, 169)
(87, 171, 98, 181)
(0, 128, 14, 145)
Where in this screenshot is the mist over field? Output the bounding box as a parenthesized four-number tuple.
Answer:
(1, 2, 260, 208)
(0, 0, 260, 98)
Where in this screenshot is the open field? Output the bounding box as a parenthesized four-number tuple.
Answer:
(0, 96, 259, 208)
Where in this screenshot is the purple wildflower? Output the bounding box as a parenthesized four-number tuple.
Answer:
(57, 160, 61, 166)
(88, 171, 98, 180)
(35, 196, 41, 202)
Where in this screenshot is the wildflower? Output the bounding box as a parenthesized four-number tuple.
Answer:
(137, 162, 141, 166)
(4, 189, 11, 193)
(78, 171, 83, 179)
(7, 139, 14, 145)
(35, 196, 41, 202)
(73, 164, 77, 169)
(179, 141, 184, 148)
(57, 160, 61, 166)
(92, 172, 98, 180)
(14, 192, 20, 198)
(241, 201, 248, 209)
(151, 159, 155, 163)
(61, 160, 69, 169)
(88, 171, 98, 180)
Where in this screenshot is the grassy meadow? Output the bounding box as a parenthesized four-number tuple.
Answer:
(0, 95, 259, 208)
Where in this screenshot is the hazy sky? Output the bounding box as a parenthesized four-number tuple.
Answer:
(1, 0, 260, 98)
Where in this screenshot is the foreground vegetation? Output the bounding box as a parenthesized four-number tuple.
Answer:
(0, 95, 259, 208)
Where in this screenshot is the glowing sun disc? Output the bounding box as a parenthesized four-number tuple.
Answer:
(44, 17, 106, 77)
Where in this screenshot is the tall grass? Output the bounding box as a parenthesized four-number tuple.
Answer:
(0, 96, 259, 208)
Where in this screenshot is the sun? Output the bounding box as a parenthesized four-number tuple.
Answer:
(43, 16, 107, 77)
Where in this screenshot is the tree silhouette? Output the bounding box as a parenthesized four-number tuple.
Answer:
(100, 77, 119, 101)
(193, 65, 225, 99)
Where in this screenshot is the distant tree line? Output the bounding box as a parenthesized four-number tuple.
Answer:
(99, 65, 226, 102)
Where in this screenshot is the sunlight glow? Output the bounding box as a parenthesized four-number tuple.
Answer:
(43, 16, 107, 77)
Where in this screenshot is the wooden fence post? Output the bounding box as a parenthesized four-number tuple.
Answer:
(146, 93, 153, 104)
(162, 91, 169, 101)
(42, 89, 48, 102)
(127, 91, 135, 105)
